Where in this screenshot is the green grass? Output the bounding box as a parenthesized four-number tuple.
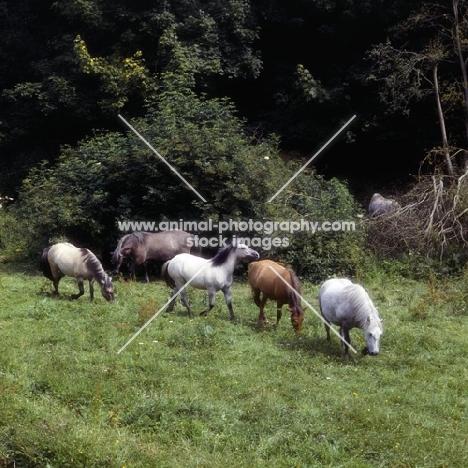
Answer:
(0, 261, 467, 467)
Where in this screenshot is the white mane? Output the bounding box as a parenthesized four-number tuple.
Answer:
(343, 284, 382, 331)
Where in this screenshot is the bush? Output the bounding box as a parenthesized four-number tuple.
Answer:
(268, 173, 366, 281)
(12, 86, 367, 278)
(0, 208, 30, 262)
(365, 173, 468, 267)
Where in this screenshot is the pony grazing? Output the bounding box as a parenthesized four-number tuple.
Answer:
(40, 242, 115, 302)
(111, 230, 197, 282)
(161, 243, 260, 319)
(248, 259, 304, 332)
(319, 278, 383, 357)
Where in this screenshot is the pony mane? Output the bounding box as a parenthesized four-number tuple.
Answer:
(287, 269, 303, 312)
(111, 234, 132, 265)
(132, 231, 149, 243)
(344, 284, 381, 330)
(210, 244, 235, 267)
(81, 248, 107, 281)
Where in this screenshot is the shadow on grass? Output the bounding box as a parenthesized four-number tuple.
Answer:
(245, 315, 368, 362)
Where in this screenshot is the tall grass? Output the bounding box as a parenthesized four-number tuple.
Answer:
(0, 262, 467, 467)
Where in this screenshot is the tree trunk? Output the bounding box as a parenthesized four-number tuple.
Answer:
(433, 63, 454, 176)
(452, 0, 468, 169)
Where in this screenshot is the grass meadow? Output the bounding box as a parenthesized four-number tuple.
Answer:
(0, 260, 467, 467)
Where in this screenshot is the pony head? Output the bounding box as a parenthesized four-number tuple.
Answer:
(234, 243, 260, 262)
(100, 276, 115, 302)
(289, 306, 304, 333)
(362, 316, 383, 356)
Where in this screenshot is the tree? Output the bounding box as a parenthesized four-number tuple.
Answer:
(365, 0, 468, 176)
(13, 68, 365, 279)
(0, 0, 262, 194)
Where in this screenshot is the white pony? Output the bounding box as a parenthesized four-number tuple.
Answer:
(161, 243, 260, 319)
(368, 193, 400, 217)
(319, 278, 383, 357)
(40, 242, 115, 302)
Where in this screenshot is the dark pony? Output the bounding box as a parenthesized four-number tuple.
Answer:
(248, 259, 304, 332)
(111, 230, 199, 282)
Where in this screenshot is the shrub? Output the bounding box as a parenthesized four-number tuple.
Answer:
(12, 86, 367, 278)
(0, 207, 30, 262)
(365, 173, 468, 268)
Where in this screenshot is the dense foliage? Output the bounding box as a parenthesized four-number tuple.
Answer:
(0, 0, 455, 195)
(2, 0, 468, 270)
(10, 72, 365, 280)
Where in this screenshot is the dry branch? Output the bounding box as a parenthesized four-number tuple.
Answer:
(365, 171, 468, 259)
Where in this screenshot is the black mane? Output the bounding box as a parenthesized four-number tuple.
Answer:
(210, 244, 235, 267)
(81, 248, 107, 280)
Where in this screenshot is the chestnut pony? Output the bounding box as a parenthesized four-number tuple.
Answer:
(248, 259, 304, 332)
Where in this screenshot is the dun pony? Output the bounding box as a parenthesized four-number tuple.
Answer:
(40, 242, 115, 302)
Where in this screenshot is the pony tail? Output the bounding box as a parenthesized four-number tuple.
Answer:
(161, 261, 175, 288)
(39, 247, 54, 281)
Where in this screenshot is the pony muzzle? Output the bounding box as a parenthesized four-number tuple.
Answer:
(362, 347, 379, 356)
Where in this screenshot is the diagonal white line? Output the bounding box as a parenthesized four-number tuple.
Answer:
(117, 264, 208, 354)
(118, 114, 207, 203)
(268, 115, 356, 203)
(267, 266, 357, 354)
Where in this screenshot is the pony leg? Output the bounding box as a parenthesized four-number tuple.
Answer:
(222, 286, 235, 320)
(128, 260, 149, 282)
(126, 258, 141, 281)
(126, 262, 136, 281)
(340, 326, 352, 358)
(71, 278, 85, 300)
(179, 287, 194, 317)
(52, 277, 60, 295)
(276, 301, 283, 326)
(88, 279, 95, 302)
(51, 269, 64, 296)
(167, 287, 179, 312)
(253, 290, 268, 323)
(142, 262, 149, 283)
(200, 289, 217, 318)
